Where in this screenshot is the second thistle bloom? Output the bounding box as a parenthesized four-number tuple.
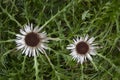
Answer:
(67, 35, 99, 64)
(15, 23, 48, 57)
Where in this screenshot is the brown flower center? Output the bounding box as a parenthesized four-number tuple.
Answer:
(76, 41, 89, 55)
(25, 32, 40, 47)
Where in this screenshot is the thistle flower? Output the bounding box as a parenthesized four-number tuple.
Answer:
(67, 35, 98, 64)
(15, 23, 48, 57)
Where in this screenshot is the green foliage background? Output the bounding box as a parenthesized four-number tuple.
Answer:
(0, 0, 120, 80)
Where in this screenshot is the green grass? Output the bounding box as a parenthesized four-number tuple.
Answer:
(0, 0, 120, 80)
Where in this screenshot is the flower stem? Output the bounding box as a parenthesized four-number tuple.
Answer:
(40, 1, 73, 30)
(44, 52, 60, 79)
(21, 56, 26, 73)
(0, 39, 16, 43)
(81, 64, 84, 80)
(34, 56, 39, 80)
(44, 52, 55, 71)
(97, 53, 117, 68)
(90, 60, 98, 71)
(0, 5, 22, 27)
